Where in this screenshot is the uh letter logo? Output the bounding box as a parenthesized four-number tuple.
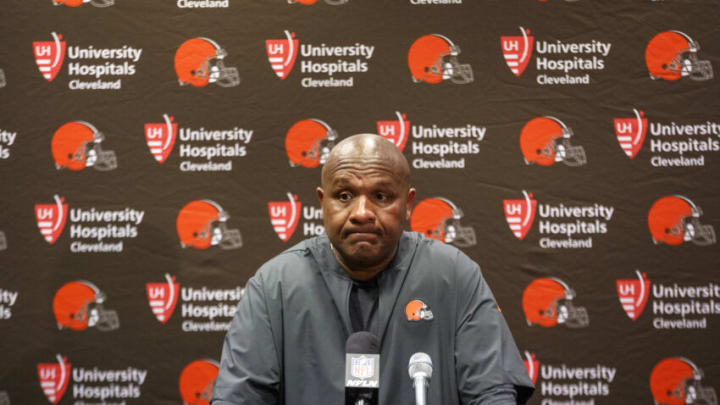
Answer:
(35, 195, 68, 244)
(37, 355, 71, 404)
(145, 114, 178, 164)
(266, 30, 299, 79)
(376, 111, 410, 151)
(268, 193, 301, 242)
(503, 190, 536, 240)
(614, 109, 647, 159)
(501, 27, 534, 77)
(146, 274, 180, 323)
(33, 32, 66, 82)
(616, 271, 650, 321)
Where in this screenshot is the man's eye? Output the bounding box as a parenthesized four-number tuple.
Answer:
(338, 192, 352, 201)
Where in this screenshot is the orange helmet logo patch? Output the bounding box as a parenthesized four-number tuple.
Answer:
(405, 299, 433, 321)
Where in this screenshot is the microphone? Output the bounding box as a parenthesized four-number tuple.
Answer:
(408, 352, 432, 405)
(345, 332, 380, 405)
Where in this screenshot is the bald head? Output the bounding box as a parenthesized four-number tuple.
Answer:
(321, 134, 410, 188)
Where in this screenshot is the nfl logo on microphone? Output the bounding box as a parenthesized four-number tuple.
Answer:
(351, 356, 375, 379)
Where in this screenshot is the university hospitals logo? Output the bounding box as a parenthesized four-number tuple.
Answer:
(37, 355, 71, 404)
(503, 190, 537, 240)
(616, 270, 650, 321)
(268, 193, 302, 242)
(266, 30, 299, 79)
(33, 32, 66, 82)
(376, 111, 410, 151)
(146, 274, 180, 323)
(35, 195, 68, 244)
(522, 351, 539, 385)
(145, 114, 177, 164)
(614, 109, 647, 159)
(501, 27, 534, 77)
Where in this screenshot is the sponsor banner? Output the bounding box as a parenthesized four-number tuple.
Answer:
(178, 360, 219, 404)
(647, 195, 716, 247)
(645, 31, 713, 82)
(504, 191, 614, 249)
(145, 114, 253, 172)
(0, 128, 17, 160)
(176, 200, 243, 250)
(174, 38, 240, 88)
(33, 32, 142, 90)
(501, 26, 612, 85)
(410, 197, 476, 247)
(146, 274, 244, 333)
(38, 354, 148, 404)
(615, 109, 720, 167)
(35, 195, 145, 253)
(522, 278, 589, 328)
(650, 358, 717, 405)
(376, 111, 485, 169)
(176, 0, 229, 8)
(0, 288, 18, 321)
(617, 271, 720, 329)
(530, 354, 617, 405)
(266, 30, 375, 87)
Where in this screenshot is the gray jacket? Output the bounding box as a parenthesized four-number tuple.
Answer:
(212, 232, 534, 405)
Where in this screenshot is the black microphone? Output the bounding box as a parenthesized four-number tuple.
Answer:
(345, 332, 380, 405)
(408, 352, 432, 405)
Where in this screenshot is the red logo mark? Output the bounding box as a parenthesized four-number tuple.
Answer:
(35, 195, 68, 244)
(614, 109, 647, 159)
(522, 351, 539, 385)
(33, 32, 66, 82)
(616, 270, 650, 321)
(268, 193, 301, 242)
(145, 114, 177, 164)
(266, 31, 299, 79)
(501, 27, 534, 77)
(503, 190, 536, 240)
(376, 111, 410, 151)
(37, 355, 71, 404)
(146, 273, 180, 324)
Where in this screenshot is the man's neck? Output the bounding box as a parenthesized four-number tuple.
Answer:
(330, 245, 397, 281)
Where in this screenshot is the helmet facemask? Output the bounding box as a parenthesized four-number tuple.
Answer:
(89, 0, 114, 7)
(683, 215, 717, 246)
(556, 298, 589, 328)
(209, 49, 240, 88)
(89, 303, 120, 331)
(324, 0, 348, 4)
(445, 219, 477, 247)
(441, 46, 473, 84)
(553, 126, 586, 166)
(673, 43, 714, 81)
(212, 220, 243, 250)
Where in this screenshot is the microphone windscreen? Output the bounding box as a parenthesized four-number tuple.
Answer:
(408, 352, 433, 378)
(345, 331, 380, 354)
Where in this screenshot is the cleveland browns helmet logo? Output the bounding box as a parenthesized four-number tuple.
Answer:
(522, 351, 539, 385)
(266, 30, 299, 79)
(35, 195, 68, 244)
(503, 190, 537, 240)
(176, 200, 243, 250)
(650, 358, 717, 405)
(410, 197, 476, 247)
(645, 31, 713, 81)
(145, 114, 177, 164)
(616, 270, 650, 321)
(501, 27, 534, 77)
(405, 300, 433, 321)
(51, 121, 117, 171)
(37, 354, 71, 405)
(174, 38, 240, 88)
(648, 195, 716, 246)
(33, 32, 66, 82)
(408, 34, 473, 84)
(614, 108, 647, 159)
(522, 278, 589, 328)
(285, 119, 338, 168)
(53, 280, 120, 331)
(179, 359, 220, 405)
(146, 274, 180, 323)
(268, 193, 302, 242)
(376, 111, 410, 151)
(520, 117, 586, 166)
(52, 0, 114, 7)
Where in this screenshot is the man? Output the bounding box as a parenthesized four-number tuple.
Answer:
(212, 134, 534, 404)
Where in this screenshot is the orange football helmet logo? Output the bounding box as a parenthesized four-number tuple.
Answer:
(175, 38, 240, 88)
(519, 117, 585, 166)
(285, 119, 337, 168)
(650, 358, 717, 405)
(176, 200, 242, 250)
(410, 197, 476, 247)
(179, 359, 220, 405)
(648, 195, 715, 246)
(405, 300, 433, 321)
(53, 0, 114, 7)
(408, 34, 473, 84)
(645, 31, 713, 81)
(522, 278, 588, 328)
(51, 121, 117, 171)
(53, 281, 119, 331)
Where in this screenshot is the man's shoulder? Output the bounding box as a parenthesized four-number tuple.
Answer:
(410, 232, 478, 269)
(254, 236, 328, 279)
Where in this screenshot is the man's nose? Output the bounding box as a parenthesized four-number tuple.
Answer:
(350, 196, 376, 223)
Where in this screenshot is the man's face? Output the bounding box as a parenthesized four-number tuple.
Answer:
(318, 163, 415, 274)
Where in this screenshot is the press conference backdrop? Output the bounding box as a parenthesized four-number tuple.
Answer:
(1, 0, 719, 404)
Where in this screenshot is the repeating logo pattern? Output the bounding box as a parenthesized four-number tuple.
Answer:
(614, 109, 647, 159)
(37, 355, 70, 404)
(145, 114, 177, 164)
(146, 274, 180, 323)
(268, 193, 301, 242)
(503, 190, 537, 240)
(266, 31, 299, 79)
(35, 195, 68, 244)
(616, 271, 650, 321)
(501, 27, 534, 77)
(376, 111, 410, 151)
(33, 32, 66, 82)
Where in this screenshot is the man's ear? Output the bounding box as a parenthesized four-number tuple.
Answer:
(316, 187, 325, 204)
(406, 188, 416, 220)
